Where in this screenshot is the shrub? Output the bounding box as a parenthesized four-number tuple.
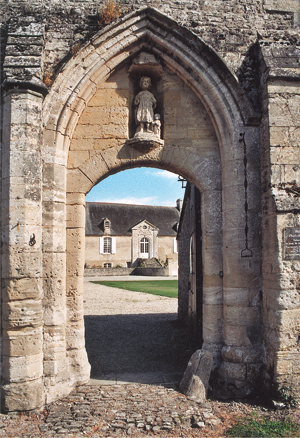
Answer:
(98, 0, 123, 25)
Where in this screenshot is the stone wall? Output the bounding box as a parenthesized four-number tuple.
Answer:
(0, 0, 300, 412)
(1, 0, 299, 86)
(84, 267, 135, 276)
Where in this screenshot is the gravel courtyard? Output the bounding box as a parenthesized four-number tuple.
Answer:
(83, 276, 191, 383)
(1, 277, 300, 437)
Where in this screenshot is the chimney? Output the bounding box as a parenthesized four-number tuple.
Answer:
(176, 198, 182, 211)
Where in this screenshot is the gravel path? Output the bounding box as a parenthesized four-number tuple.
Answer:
(83, 277, 191, 382)
(1, 277, 300, 437)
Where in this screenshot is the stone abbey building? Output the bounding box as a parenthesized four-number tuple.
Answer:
(85, 201, 180, 271)
(0, 0, 300, 411)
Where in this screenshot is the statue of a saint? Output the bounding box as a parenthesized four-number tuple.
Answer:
(152, 114, 161, 137)
(134, 76, 156, 135)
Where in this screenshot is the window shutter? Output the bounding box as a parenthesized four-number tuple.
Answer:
(99, 237, 104, 254)
(173, 238, 178, 253)
(112, 237, 116, 254)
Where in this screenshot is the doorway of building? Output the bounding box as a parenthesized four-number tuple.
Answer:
(83, 167, 202, 384)
(140, 237, 150, 258)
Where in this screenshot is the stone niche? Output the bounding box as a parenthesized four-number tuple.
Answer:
(126, 52, 164, 150)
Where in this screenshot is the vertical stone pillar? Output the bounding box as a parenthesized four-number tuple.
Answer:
(220, 128, 263, 397)
(201, 189, 223, 357)
(66, 193, 90, 383)
(261, 78, 300, 397)
(1, 89, 44, 411)
(42, 160, 69, 404)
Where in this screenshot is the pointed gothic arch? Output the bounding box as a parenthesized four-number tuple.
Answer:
(41, 6, 262, 405)
(2, 7, 263, 411)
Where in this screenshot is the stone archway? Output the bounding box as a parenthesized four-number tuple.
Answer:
(2, 8, 262, 411)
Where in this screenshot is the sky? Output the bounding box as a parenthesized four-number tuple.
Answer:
(86, 167, 186, 207)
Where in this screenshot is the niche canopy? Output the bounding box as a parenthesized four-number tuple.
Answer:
(127, 52, 164, 150)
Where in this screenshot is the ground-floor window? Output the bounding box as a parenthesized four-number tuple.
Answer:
(103, 263, 112, 268)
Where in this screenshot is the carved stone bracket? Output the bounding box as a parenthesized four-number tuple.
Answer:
(126, 135, 164, 152)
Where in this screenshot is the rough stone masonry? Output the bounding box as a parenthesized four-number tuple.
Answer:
(0, 0, 300, 411)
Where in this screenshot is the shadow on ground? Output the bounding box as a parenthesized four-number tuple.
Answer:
(85, 313, 191, 384)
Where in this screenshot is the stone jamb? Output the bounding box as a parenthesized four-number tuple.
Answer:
(1, 88, 44, 411)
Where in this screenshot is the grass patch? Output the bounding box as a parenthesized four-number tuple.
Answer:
(90, 280, 178, 298)
(225, 417, 300, 437)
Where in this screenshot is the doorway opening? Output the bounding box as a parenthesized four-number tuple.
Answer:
(83, 167, 203, 385)
(140, 237, 150, 258)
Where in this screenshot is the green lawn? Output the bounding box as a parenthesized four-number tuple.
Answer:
(225, 417, 300, 437)
(90, 280, 178, 298)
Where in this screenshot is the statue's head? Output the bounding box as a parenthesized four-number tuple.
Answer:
(140, 76, 151, 90)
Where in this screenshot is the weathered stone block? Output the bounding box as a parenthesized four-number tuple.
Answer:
(67, 150, 90, 168)
(66, 293, 84, 322)
(67, 228, 85, 252)
(203, 320, 223, 344)
(87, 88, 130, 108)
(42, 201, 65, 227)
(43, 327, 67, 361)
(102, 123, 128, 139)
(224, 306, 261, 327)
(67, 168, 93, 194)
(43, 276, 65, 300)
(2, 300, 42, 329)
(66, 204, 85, 228)
(224, 325, 250, 347)
(224, 288, 249, 306)
(2, 353, 43, 382)
(219, 361, 246, 383)
(2, 277, 42, 301)
(179, 350, 213, 403)
(77, 154, 109, 185)
(66, 348, 91, 383)
(42, 225, 66, 252)
(2, 379, 44, 412)
(44, 306, 66, 327)
(43, 360, 59, 377)
(43, 252, 66, 278)
(203, 287, 223, 305)
(2, 251, 42, 279)
(3, 328, 42, 357)
(222, 346, 243, 363)
(66, 324, 85, 350)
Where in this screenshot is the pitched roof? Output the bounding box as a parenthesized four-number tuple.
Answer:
(85, 202, 180, 236)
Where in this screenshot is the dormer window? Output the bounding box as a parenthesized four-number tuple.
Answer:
(101, 218, 111, 233)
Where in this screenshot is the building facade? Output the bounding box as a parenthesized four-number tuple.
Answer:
(1, 0, 300, 411)
(85, 202, 180, 271)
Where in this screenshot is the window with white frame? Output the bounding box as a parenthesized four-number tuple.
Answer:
(103, 263, 112, 268)
(103, 237, 112, 253)
(174, 237, 178, 253)
(140, 237, 149, 255)
(100, 236, 116, 254)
